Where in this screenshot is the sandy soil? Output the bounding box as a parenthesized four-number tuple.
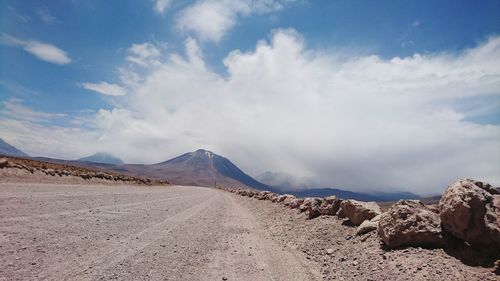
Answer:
(0, 183, 320, 281)
(234, 195, 499, 281)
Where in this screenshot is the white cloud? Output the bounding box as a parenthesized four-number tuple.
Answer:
(126, 42, 161, 66)
(3, 31, 500, 194)
(1, 34, 71, 65)
(154, 0, 173, 14)
(81, 82, 126, 96)
(36, 7, 59, 24)
(176, 0, 297, 42)
(1, 99, 64, 122)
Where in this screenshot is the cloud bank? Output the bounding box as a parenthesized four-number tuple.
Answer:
(176, 0, 297, 42)
(1, 34, 71, 65)
(2, 30, 500, 194)
(154, 0, 173, 14)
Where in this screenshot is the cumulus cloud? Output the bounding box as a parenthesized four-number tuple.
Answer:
(3, 31, 500, 194)
(154, 0, 173, 14)
(0, 34, 71, 65)
(176, 0, 297, 42)
(81, 82, 126, 96)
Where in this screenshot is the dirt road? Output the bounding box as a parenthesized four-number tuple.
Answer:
(0, 183, 320, 281)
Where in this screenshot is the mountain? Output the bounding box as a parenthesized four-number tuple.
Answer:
(78, 152, 124, 165)
(285, 188, 419, 202)
(0, 138, 29, 157)
(111, 149, 269, 189)
(258, 170, 420, 202)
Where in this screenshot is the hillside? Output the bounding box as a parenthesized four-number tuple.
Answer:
(0, 138, 29, 157)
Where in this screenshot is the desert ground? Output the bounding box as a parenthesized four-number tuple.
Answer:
(0, 183, 321, 281)
(1, 182, 499, 281)
(0, 159, 498, 281)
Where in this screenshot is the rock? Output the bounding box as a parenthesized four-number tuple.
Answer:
(299, 197, 321, 213)
(378, 200, 443, 248)
(0, 158, 8, 168)
(439, 179, 500, 246)
(288, 198, 304, 209)
(326, 248, 334, 255)
(493, 259, 500, 275)
(308, 200, 323, 219)
(339, 200, 381, 225)
(257, 191, 271, 200)
(45, 168, 56, 176)
(296, 197, 323, 219)
(281, 194, 296, 205)
(357, 215, 380, 235)
(266, 192, 278, 201)
(319, 196, 342, 216)
(336, 208, 346, 218)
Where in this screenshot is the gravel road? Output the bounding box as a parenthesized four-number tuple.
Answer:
(0, 183, 320, 281)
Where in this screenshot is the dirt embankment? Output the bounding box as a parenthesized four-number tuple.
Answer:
(0, 156, 169, 185)
(224, 187, 499, 281)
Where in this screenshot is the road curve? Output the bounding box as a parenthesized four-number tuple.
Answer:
(0, 183, 320, 281)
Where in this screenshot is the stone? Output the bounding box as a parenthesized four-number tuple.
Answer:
(288, 198, 304, 209)
(336, 208, 346, 218)
(299, 197, 322, 213)
(339, 200, 381, 225)
(357, 215, 380, 235)
(378, 200, 443, 248)
(256, 191, 271, 200)
(319, 196, 342, 216)
(281, 194, 296, 205)
(0, 158, 8, 168)
(308, 201, 323, 219)
(439, 179, 500, 246)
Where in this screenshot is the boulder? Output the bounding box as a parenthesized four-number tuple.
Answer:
(299, 197, 322, 213)
(357, 215, 380, 235)
(378, 200, 443, 248)
(307, 199, 324, 219)
(282, 194, 296, 205)
(439, 179, 500, 246)
(288, 198, 304, 209)
(339, 200, 381, 225)
(257, 191, 271, 200)
(269, 194, 280, 202)
(319, 196, 342, 216)
(0, 158, 8, 168)
(336, 208, 346, 218)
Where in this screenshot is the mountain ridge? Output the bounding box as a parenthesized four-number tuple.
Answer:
(0, 138, 29, 157)
(78, 152, 124, 165)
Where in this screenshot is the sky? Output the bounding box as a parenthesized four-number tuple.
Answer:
(1, 0, 499, 195)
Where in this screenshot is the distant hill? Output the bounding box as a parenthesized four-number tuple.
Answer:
(110, 149, 269, 189)
(258, 170, 420, 202)
(0, 138, 29, 157)
(284, 188, 419, 202)
(77, 152, 124, 165)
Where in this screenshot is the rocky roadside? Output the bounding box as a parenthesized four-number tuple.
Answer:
(0, 156, 169, 185)
(220, 179, 500, 280)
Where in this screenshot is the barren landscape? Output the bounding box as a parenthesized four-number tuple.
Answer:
(1, 174, 499, 280)
(0, 182, 321, 281)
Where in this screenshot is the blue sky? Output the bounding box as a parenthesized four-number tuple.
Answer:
(0, 0, 499, 194)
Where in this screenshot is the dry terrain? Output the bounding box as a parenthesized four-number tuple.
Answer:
(1, 162, 498, 281)
(0, 182, 320, 281)
(236, 195, 499, 281)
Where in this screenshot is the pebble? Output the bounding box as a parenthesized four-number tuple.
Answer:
(326, 249, 334, 255)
